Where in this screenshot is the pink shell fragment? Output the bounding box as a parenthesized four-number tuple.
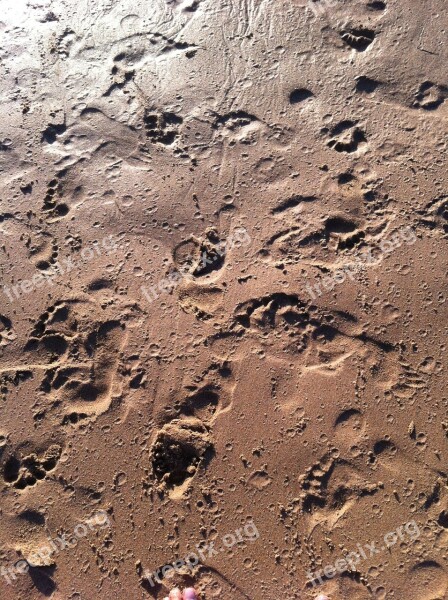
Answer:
(183, 588, 199, 600)
(168, 589, 183, 600)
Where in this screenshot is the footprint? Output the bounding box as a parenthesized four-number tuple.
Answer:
(337, 571, 373, 599)
(144, 110, 183, 145)
(0, 370, 33, 405)
(150, 418, 213, 498)
(25, 230, 59, 271)
(0, 509, 59, 595)
(180, 386, 221, 422)
(340, 27, 376, 51)
(262, 179, 386, 266)
(371, 438, 397, 462)
(173, 228, 225, 278)
(355, 76, 382, 94)
(2, 443, 62, 490)
(41, 121, 66, 145)
(409, 560, 447, 599)
(104, 53, 136, 96)
(335, 165, 383, 206)
(178, 283, 224, 320)
(42, 177, 70, 222)
(326, 462, 381, 513)
(388, 361, 428, 406)
(212, 110, 265, 145)
(0, 314, 17, 347)
(412, 81, 448, 111)
(194, 565, 253, 600)
(155, 363, 234, 427)
(334, 409, 367, 449)
(417, 195, 448, 236)
(289, 88, 314, 104)
(0, 509, 57, 582)
(212, 110, 259, 131)
(248, 468, 272, 490)
(216, 292, 393, 371)
(367, 0, 386, 9)
(24, 299, 127, 418)
(261, 224, 326, 265)
(326, 120, 367, 153)
(298, 451, 383, 542)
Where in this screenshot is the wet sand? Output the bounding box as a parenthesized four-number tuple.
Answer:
(0, 0, 447, 599)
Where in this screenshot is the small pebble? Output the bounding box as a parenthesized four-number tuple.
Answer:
(315, 595, 329, 600)
(183, 588, 199, 600)
(169, 589, 183, 600)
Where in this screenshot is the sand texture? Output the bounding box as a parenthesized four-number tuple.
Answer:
(0, 0, 447, 599)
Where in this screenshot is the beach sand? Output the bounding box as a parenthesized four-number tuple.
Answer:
(0, 0, 447, 598)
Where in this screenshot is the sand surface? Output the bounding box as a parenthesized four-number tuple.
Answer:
(0, 0, 447, 598)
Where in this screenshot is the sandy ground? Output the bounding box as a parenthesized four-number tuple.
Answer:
(0, 0, 447, 599)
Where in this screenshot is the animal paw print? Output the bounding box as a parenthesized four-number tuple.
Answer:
(413, 81, 448, 111)
(326, 120, 367, 153)
(3, 444, 62, 490)
(417, 196, 448, 235)
(144, 110, 183, 145)
(340, 26, 375, 51)
(26, 230, 59, 270)
(43, 178, 69, 221)
(388, 361, 427, 406)
(299, 453, 335, 512)
(0, 315, 16, 347)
